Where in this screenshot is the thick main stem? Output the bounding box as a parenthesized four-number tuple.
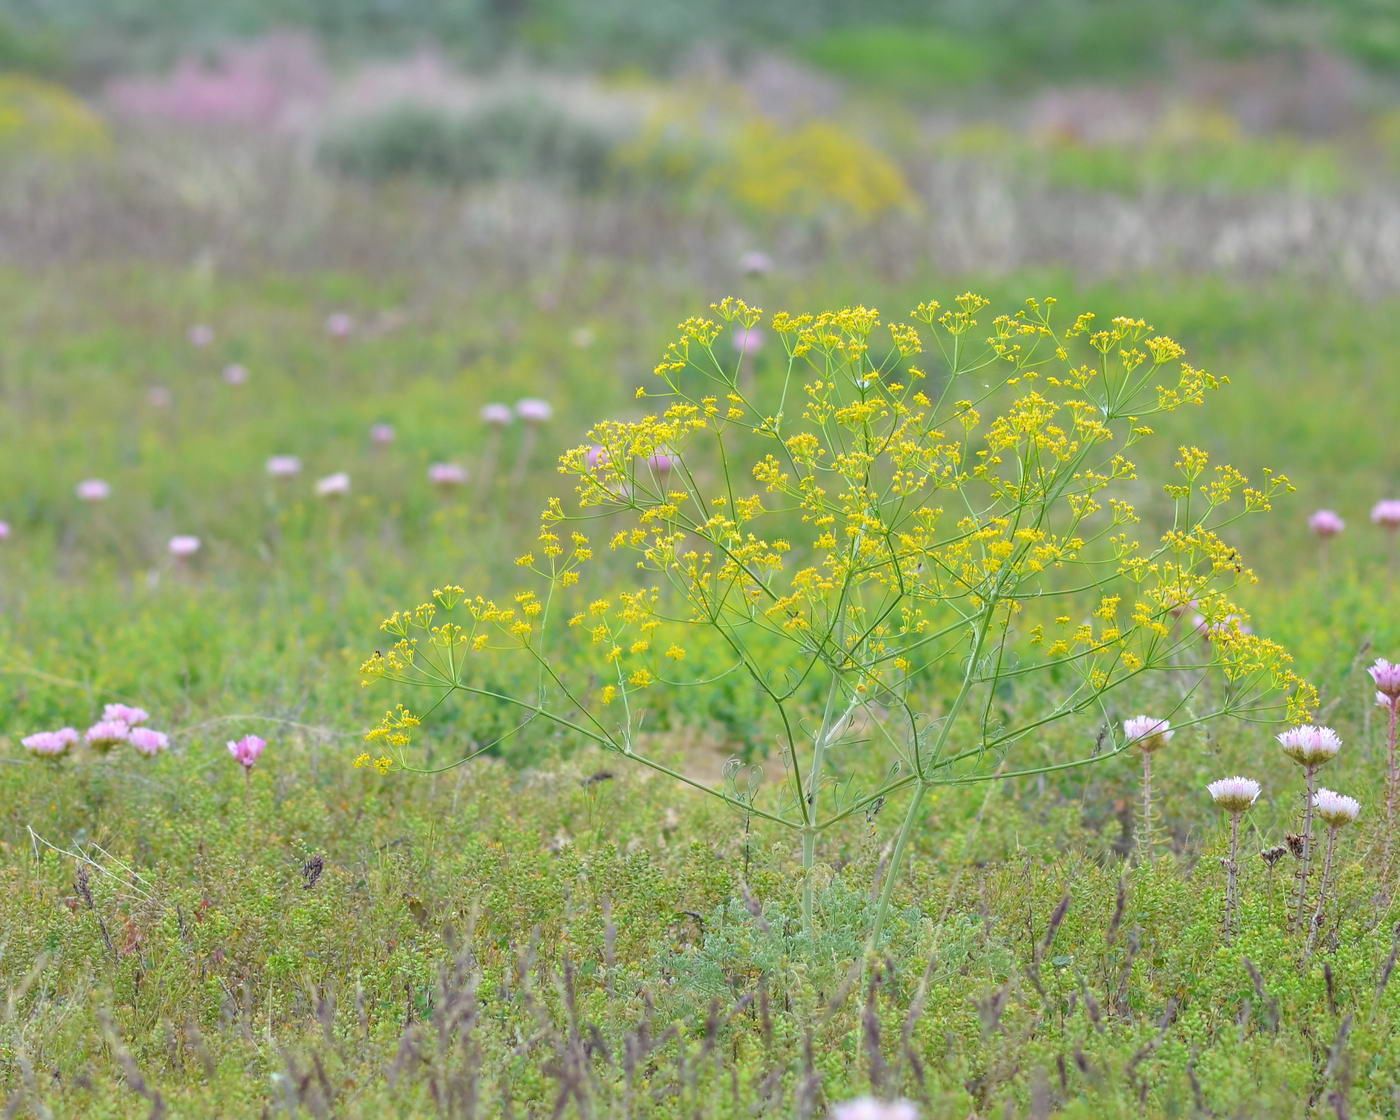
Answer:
(867, 782, 929, 947)
(1304, 826, 1338, 960)
(1223, 811, 1240, 945)
(1292, 765, 1317, 934)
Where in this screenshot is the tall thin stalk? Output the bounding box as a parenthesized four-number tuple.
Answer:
(1383, 701, 1398, 874)
(1304, 825, 1339, 960)
(1292, 765, 1318, 934)
(1223, 811, 1241, 944)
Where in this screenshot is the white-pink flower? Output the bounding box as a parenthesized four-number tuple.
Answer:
(1277, 725, 1341, 767)
(739, 250, 773, 277)
(830, 1099, 919, 1120)
(1313, 787, 1360, 826)
(315, 472, 350, 498)
(266, 455, 302, 479)
(187, 324, 214, 347)
(168, 535, 201, 558)
(228, 734, 266, 769)
(128, 728, 169, 756)
(222, 363, 249, 386)
(515, 398, 553, 424)
(1123, 715, 1173, 752)
(85, 720, 131, 752)
(1370, 658, 1400, 702)
(481, 403, 513, 427)
(22, 728, 78, 757)
(732, 326, 764, 356)
(103, 703, 149, 726)
(76, 478, 111, 502)
(0, 521, 9, 541)
(1207, 775, 1261, 813)
(428, 462, 468, 488)
(1372, 500, 1400, 529)
(325, 312, 354, 338)
(1308, 509, 1344, 537)
(370, 423, 395, 446)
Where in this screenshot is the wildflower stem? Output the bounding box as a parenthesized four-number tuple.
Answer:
(1304, 825, 1339, 960)
(1138, 750, 1155, 864)
(1292, 765, 1318, 934)
(1223, 811, 1240, 945)
(868, 781, 929, 947)
(1384, 701, 1398, 878)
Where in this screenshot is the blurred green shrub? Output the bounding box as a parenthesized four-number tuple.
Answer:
(797, 25, 994, 95)
(317, 96, 618, 190)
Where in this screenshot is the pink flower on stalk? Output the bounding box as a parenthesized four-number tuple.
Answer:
(1372, 500, 1400, 529)
(739, 250, 773, 277)
(1313, 788, 1360, 826)
(228, 734, 266, 769)
(732, 326, 764, 356)
(1370, 659, 1400, 702)
(369, 423, 395, 446)
(1277, 725, 1341, 767)
(481, 403, 513, 427)
(1308, 509, 1344, 537)
(103, 703, 149, 726)
(325, 312, 354, 338)
(22, 728, 78, 757)
(168, 535, 201, 558)
(428, 463, 468, 488)
(188, 324, 214, 347)
(830, 1100, 919, 1120)
(1123, 715, 1173, 752)
(266, 455, 302, 478)
(85, 720, 131, 752)
(76, 479, 111, 502)
(222, 363, 249, 385)
(128, 728, 169, 756)
(315, 472, 350, 498)
(515, 398, 552, 424)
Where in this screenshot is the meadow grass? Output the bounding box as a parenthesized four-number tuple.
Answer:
(3, 263, 1400, 1116)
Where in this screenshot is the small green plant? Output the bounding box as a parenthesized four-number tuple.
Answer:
(361, 294, 1315, 946)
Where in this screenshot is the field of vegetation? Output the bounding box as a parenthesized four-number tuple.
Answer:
(4, 5, 1400, 1118)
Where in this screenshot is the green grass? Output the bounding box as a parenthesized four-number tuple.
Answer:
(4, 264, 1400, 1116)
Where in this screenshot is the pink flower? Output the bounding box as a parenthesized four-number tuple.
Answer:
(646, 451, 675, 474)
(22, 728, 78, 757)
(128, 728, 169, 756)
(515, 398, 553, 424)
(0, 521, 9, 541)
(147, 385, 173, 409)
(481, 403, 513, 427)
(1372, 500, 1400, 529)
(586, 444, 610, 470)
(222, 363, 249, 385)
(76, 478, 111, 502)
(428, 462, 468, 488)
(1370, 658, 1400, 702)
(325, 312, 354, 338)
(732, 326, 764, 356)
(830, 1100, 919, 1120)
(1277, 725, 1342, 767)
(1308, 509, 1344, 537)
(1313, 787, 1360, 826)
(103, 703, 149, 726)
(266, 455, 302, 478)
(315, 472, 350, 498)
(228, 734, 266, 769)
(370, 423, 395, 446)
(85, 720, 131, 752)
(1207, 775, 1261, 813)
(188, 324, 214, 347)
(1123, 715, 1173, 752)
(168, 535, 201, 558)
(739, 250, 773, 277)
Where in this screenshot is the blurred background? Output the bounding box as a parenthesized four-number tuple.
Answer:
(1, 0, 1398, 287)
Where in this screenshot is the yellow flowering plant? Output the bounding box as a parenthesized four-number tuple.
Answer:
(362, 294, 1314, 945)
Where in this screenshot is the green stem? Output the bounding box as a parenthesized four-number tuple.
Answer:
(1292, 765, 1317, 934)
(867, 781, 929, 947)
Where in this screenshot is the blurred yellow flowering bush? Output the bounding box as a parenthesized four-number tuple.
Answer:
(0, 74, 108, 157)
(362, 293, 1313, 943)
